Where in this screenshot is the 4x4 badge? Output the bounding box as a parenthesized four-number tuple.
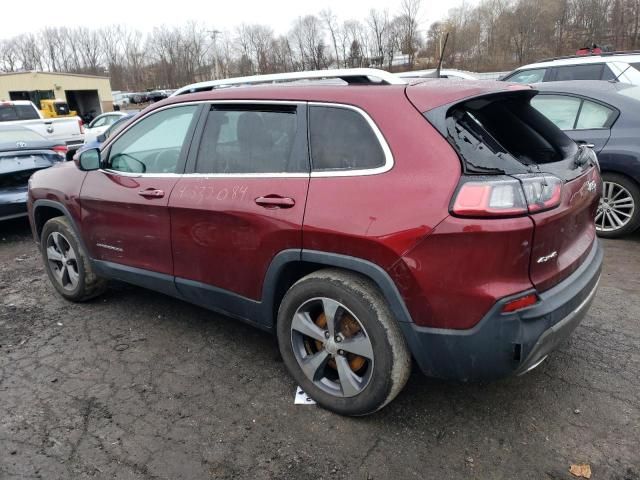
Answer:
(537, 251, 558, 263)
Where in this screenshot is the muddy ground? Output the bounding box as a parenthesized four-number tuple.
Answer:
(1, 217, 639, 480)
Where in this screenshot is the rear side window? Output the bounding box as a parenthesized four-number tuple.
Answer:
(532, 94, 616, 130)
(0, 104, 39, 122)
(553, 64, 604, 81)
(309, 106, 385, 171)
(505, 69, 547, 83)
(575, 100, 615, 129)
(195, 105, 304, 174)
(530, 95, 581, 129)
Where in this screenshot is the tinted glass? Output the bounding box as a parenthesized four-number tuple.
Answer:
(196, 106, 301, 173)
(630, 62, 640, 72)
(554, 64, 604, 81)
(506, 69, 547, 83)
(531, 95, 581, 129)
(0, 104, 39, 122)
(108, 105, 197, 174)
(575, 100, 615, 129)
(602, 65, 617, 80)
(309, 106, 385, 170)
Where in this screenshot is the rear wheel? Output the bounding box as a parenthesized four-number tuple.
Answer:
(40, 217, 107, 301)
(596, 173, 640, 238)
(277, 269, 411, 416)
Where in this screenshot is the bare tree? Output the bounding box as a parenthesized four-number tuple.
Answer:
(367, 9, 390, 67)
(398, 0, 422, 67)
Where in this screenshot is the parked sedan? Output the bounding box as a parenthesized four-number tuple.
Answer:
(531, 80, 640, 237)
(83, 112, 129, 144)
(0, 125, 66, 221)
(76, 112, 137, 155)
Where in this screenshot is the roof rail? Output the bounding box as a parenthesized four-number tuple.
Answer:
(537, 50, 640, 63)
(171, 68, 407, 96)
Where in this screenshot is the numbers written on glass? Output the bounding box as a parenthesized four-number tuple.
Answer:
(176, 184, 249, 204)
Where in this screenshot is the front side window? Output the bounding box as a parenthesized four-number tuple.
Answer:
(309, 106, 385, 171)
(195, 105, 303, 173)
(530, 95, 581, 130)
(506, 69, 547, 83)
(107, 105, 197, 174)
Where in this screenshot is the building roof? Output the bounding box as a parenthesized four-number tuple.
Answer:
(0, 71, 110, 80)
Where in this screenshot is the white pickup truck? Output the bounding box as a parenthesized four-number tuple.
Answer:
(0, 100, 84, 158)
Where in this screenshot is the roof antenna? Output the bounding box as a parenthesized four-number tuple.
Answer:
(610, 65, 630, 83)
(434, 32, 450, 78)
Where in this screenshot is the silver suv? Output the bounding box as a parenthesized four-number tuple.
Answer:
(503, 52, 640, 85)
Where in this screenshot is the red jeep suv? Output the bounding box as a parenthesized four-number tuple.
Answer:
(27, 69, 603, 416)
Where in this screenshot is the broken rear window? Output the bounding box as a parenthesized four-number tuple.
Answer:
(440, 92, 591, 180)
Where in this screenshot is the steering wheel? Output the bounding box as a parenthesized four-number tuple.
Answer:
(153, 149, 179, 173)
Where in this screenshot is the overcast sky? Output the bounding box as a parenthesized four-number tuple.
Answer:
(2, 0, 465, 39)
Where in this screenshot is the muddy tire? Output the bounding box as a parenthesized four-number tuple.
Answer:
(277, 269, 411, 416)
(40, 216, 107, 302)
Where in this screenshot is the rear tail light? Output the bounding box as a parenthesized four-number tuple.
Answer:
(502, 292, 538, 313)
(519, 175, 562, 212)
(78, 119, 84, 134)
(52, 145, 68, 158)
(452, 174, 562, 217)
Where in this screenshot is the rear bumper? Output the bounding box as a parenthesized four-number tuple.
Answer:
(0, 188, 28, 221)
(399, 239, 603, 381)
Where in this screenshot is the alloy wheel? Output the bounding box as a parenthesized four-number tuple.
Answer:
(596, 181, 635, 233)
(46, 231, 80, 291)
(290, 297, 374, 398)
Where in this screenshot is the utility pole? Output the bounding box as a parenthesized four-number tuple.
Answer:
(209, 30, 222, 80)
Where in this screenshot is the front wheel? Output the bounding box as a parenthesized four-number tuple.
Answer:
(40, 216, 107, 301)
(277, 269, 411, 416)
(596, 173, 640, 238)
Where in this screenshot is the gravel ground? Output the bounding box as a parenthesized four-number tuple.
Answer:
(1, 217, 639, 480)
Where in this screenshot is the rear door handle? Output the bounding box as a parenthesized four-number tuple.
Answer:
(138, 188, 165, 198)
(255, 195, 295, 209)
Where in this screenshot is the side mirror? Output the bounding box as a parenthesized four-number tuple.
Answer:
(76, 148, 101, 171)
(97, 133, 106, 143)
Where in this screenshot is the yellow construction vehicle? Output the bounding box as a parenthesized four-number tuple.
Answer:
(40, 99, 77, 118)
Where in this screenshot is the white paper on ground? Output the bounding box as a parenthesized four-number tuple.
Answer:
(294, 386, 316, 405)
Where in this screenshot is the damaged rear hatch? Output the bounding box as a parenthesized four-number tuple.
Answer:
(413, 84, 601, 291)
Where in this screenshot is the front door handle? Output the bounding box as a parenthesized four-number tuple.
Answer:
(255, 195, 295, 209)
(138, 188, 165, 198)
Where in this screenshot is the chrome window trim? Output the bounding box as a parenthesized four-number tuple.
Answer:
(100, 99, 394, 179)
(307, 101, 394, 178)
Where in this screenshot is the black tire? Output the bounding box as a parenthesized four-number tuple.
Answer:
(597, 172, 640, 238)
(277, 269, 411, 416)
(40, 216, 107, 301)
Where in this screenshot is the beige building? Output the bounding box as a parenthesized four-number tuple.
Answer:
(0, 71, 113, 116)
